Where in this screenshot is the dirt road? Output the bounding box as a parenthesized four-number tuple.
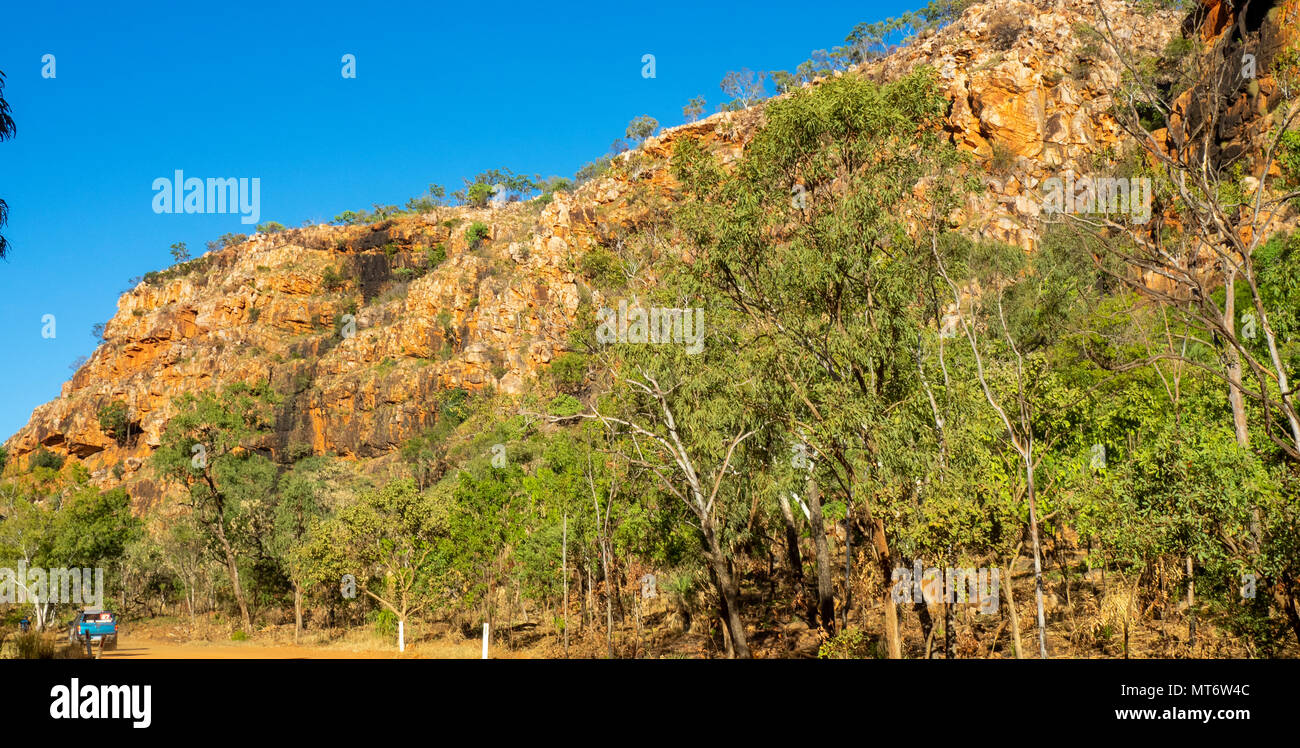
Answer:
(99, 637, 402, 659)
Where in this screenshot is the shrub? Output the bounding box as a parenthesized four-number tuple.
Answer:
(30, 447, 65, 471)
(574, 156, 612, 186)
(393, 267, 416, 281)
(382, 242, 399, 258)
(683, 95, 706, 122)
(230, 631, 248, 642)
(248, 307, 261, 323)
(548, 352, 587, 393)
(466, 182, 494, 208)
(625, 115, 659, 146)
(97, 401, 130, 445)
(12, 632, 55, 659)
(579, 248, 623, 288)
(818, 627, 876, 659)
(256, 221, 287, 233)
(547, 394, 583, 417)
(1279, 129, 1300, 187)
(465, 222, 490, 248)
(370, 609, 398, 638)
(989, 142, 1017, 175)
(322, 266, 350, 291)
(285, 442, 314, 463)
(426, 243, 447, 268)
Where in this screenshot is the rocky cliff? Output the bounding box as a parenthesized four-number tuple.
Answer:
(5, 0, 1291, 505)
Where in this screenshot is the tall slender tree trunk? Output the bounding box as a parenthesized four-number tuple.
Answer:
(805, 480, 835, 634)
(703, 522, 751, 658)
(843, 498, 854, 630)
(1186, 556, 1196, 649)
(213, 520, 252, 632)
(1025, 456, 1048, 659)
(917, 600, 935, 658)
(1003, 562, 1024, 659)
(601, 541, 614, 658)
(777, 492, 813, 624)
(872, 516, 901, 659)
(945, 598, 957, 658)
(562, 514, 568, 658)
(293, 583, 304, 645)
(1279, 571, 1300, 646)
(1222, 270, 1251, 448)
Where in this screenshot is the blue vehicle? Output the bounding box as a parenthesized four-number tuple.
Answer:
(68, 608, 118, 652)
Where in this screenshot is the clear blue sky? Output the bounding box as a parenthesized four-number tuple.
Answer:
(0, 0, 913, 441)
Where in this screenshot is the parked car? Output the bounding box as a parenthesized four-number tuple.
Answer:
(68, 608, 118, 651)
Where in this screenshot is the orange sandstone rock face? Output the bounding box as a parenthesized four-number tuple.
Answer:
(4, 0, 1195, 501)
(5, 203, 591, 492)
(870, 0, 1181, 249)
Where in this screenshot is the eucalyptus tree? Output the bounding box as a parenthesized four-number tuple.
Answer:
(152, 382, 280, 632)
(673, 67, 969, 657)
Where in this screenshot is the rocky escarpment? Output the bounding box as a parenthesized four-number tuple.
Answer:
(2, 110, 751, 505)
(9, 0, 1270, 506)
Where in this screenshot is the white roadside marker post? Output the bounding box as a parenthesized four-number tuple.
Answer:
(482, 623, 489, 659)
(399, 621, 405, 653)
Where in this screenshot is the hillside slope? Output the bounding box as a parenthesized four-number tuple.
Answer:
(2, 0, 1276, 505)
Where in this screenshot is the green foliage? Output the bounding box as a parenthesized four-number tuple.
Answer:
(547, 394, 583, 417)
(574, 156, 612, 186)
(465, 221, 490, 248)
(719, 68, 767, 110)
(426, 243, 448, 268)
(625, 115, 659, 146)
(818, 627, 874, 658)
(578, 248, 622, 288)
(256, 221, 287, 234)
(30, 447, 65, 472)
(683, 96, 706, 121)
(455, 169, 536, 208)
(143, 254, 214, 287)
(466, 182, 493, 208)
(548, 352, 587, 394)
(321, 265, 350, 291)
(301, 478, 455, 623)
(151, 381, 281, 629)
(1278, 129, 1300, 188)
(49, 487, 142, 568)
(97, 401, 130, 445)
